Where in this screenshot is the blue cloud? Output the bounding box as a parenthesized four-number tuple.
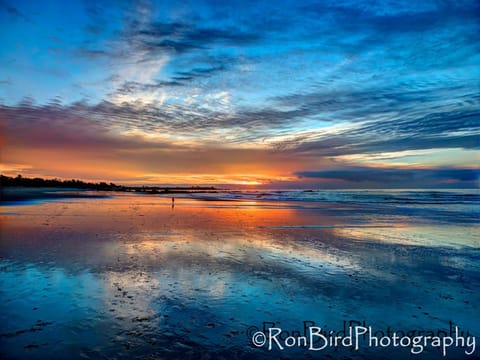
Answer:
(296, 168, 479, 186)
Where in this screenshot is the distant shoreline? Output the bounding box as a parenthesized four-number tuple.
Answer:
(0, 174, 218, 194)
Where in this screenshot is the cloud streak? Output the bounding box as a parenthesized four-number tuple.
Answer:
(296, 168, 478, 185)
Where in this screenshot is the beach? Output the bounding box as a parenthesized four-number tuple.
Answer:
(1, 190, 479, 359)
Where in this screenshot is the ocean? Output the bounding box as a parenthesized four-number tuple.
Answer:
(1, 189, 479, 359)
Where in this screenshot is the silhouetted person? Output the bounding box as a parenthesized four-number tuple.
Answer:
(171, 197, 175, 208)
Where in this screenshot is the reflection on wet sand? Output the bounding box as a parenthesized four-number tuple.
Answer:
(1, 194, 479, 359)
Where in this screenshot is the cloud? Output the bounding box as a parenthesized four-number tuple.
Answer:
(2, 73, 479, 155)
(135, 23, 259, 52)
(0, 0, 31, 22)
(269, 83, 480, 157)
(0, 99, 307, 149)
(0, 103, 308, 183)
(114, 5, 260, 69)
(75, 2, 262, 104)
(175, 65, 227, 81)
(296, 167, 479, 187)
(114, 80, 184, 96)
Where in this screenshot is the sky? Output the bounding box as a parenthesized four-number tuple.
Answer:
(0, 0, 479, 188)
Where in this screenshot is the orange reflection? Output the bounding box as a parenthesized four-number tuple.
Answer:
(0, 193, 357, 270)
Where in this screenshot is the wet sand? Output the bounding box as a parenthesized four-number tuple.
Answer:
(1, 193, 479, 359)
